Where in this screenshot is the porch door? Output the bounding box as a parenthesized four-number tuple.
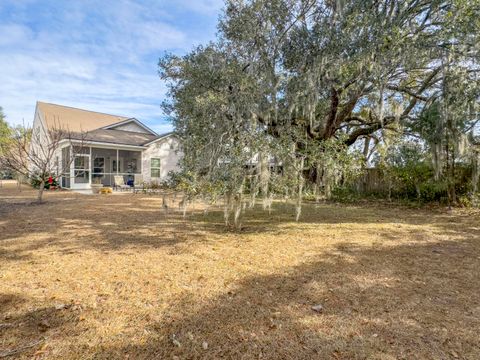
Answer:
(71, 153, 91, 189)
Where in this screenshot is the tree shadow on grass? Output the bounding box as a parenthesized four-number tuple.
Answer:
(1, 190, 479, 358)
(0, 293, 84, 358)
(94, 237, 480, 359)
(0, 194, 479, 260)
(0, 194, 300, 258)
(0, 194, 215, 259)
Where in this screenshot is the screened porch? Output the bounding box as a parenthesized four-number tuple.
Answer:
(61, 146, 143, 189)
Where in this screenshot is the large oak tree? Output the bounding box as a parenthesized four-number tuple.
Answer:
(160, 0, 479, 224)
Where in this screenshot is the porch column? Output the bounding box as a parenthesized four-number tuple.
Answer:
(89, 146, 92, 186)
(70, 144, 74, 187)
(116, 149, 119, 174)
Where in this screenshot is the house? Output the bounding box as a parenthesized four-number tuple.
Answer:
(31, 101, 182, 190)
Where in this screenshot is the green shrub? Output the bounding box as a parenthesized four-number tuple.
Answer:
(457, 195, 473, 208)
(417, 181, 448, 203)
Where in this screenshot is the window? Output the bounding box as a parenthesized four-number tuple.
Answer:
(151, 158, 161, 178)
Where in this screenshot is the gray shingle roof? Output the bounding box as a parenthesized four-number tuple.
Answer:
(71, 129, 158, 146)
(67, 129, 175, 147)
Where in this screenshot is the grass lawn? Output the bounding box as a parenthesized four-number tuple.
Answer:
(1, 181, 479, 359)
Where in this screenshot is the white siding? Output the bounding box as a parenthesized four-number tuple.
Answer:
(142, 136, 182, 183)
(29, 107, 51, 172)
(110, 121, 150, 134)
(30, 106, 71, 185)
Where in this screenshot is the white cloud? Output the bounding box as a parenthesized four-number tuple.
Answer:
(0, 0, 219, 131)
(0, 24, 33, 46)
(174, 0, 224, 15)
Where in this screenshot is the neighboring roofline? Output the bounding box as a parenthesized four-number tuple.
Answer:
(101, 118, 158, 136)
(59, 138, 147, 150)
(143, 132, 176, 146)
(36, 101, 130, 121)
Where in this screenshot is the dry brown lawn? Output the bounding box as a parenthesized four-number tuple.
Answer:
(0, 180, 479, 359)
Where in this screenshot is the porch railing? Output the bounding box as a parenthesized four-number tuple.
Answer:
(92, 172, 141, 187)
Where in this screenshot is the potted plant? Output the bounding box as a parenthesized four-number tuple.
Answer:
(91, 177, 104, 194)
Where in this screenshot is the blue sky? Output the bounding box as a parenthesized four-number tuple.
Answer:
(0, 0, 223, 134)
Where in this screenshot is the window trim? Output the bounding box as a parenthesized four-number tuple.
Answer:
(151, 158, 161, 178)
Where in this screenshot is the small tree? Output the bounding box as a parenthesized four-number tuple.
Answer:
(0, 107, 12, 179)
(0, 123, 86, 202)
(0, 107, 9, 143)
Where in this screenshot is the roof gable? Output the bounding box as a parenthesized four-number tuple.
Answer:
(143, 132, 175, 146)
(102, 118, 157, 135)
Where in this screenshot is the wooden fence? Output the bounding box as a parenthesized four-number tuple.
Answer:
(353, 168, 389, 194)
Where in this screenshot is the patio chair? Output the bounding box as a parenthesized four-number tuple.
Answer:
(133, 174, 145, 193)
(114, 175, 130, 191)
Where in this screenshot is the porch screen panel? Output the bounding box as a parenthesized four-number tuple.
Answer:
(118, 150, 141, 174)
(61, 147, 70, 188)
(91, 148, 117, 186)
(73, 146, 89, 154)
(118, 150, 141, 185)
(73, 155, 89, 184)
